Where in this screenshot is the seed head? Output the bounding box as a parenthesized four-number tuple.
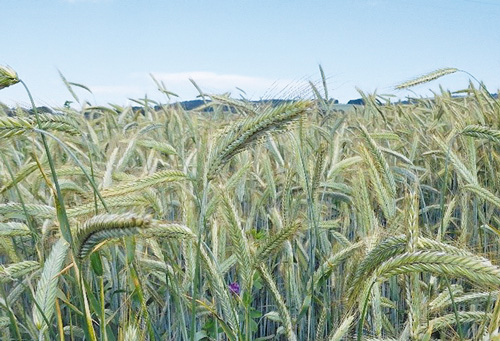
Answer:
(0, 65, 20, 90)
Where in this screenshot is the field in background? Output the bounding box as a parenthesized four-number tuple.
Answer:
(2, 78, 500, 340)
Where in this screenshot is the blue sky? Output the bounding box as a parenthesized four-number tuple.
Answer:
(1, 0, 499, 107)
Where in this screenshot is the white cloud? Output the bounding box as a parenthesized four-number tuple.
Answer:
(150, 71, 312, 99)
(81, 71, 314, 106)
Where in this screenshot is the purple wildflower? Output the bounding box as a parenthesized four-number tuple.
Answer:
(229, 282, 240, 295)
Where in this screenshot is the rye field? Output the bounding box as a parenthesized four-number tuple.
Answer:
(2, 67, 500, 340)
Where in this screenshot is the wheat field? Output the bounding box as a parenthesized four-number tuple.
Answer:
(1, 66, 500, 340)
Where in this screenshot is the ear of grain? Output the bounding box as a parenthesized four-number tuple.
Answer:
(0, 65, 20, 89)
(218, 191, 253, 290)
(463, 184, 500, 210)
(351, 168, 377, 236)
(122, 325, 139, 341)
(395, 68, 459, 89)
(406, 188, 419, 252)
(115, 137, 137, 172)
(137, 139, 177, 155)
(140, 223, 195, 239)
(4, 67, 500, 340)
(35, 114, 80, 135)
(66, 194, 150, 218)
(0, 161, 43, 194)
(0, 260, 40, 282)
(461, 125, 500, 144)
(101, 170, 185, 197)
(360, 145, 396, 219)
(315, 305, 328, 340)
(0, 203, 56, 219)
(0, 222, 30, 237)
(75, 213, 151, 258)
(420, 312, 491, 335)
(371, 283, 383, 337)
(349, 235, 407, 301)
(434, 136, 478, 185)
(0, 116, 33, 138)
(208, 101, 312, 179)
(430, 290, 497, 313)
(439, 197, 456, 240)
(256, 221, 303, 263)
(210, 94, 259, 116)
(310, 241, 363, 290)
(375, 251, 500, 289)
(0, 238, 19, 262)
(311, 142, 327, 196)
(329, 314, 354, 341)
(359, 124, 396, 197)
(417, 237, 481, 258)
(33, 238, 69, 330)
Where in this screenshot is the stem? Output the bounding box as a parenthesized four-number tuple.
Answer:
(100, 276, 108, 341)
(20, 80, 97, 341)
(0, 285, 23, 341)
(292, 133, 317, 339)
(19, 80, 73, 245)
(191, 179, 209, 340)
(55, 299, 64, 341)
(130, 263, 156, 340)
(445, 277, 464, 340)
(357, 280, 376, 341)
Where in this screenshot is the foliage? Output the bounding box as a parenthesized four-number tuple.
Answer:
(1, 68, 500, 340)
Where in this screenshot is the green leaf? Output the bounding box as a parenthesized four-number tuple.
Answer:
(90, 253, 103, 276)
